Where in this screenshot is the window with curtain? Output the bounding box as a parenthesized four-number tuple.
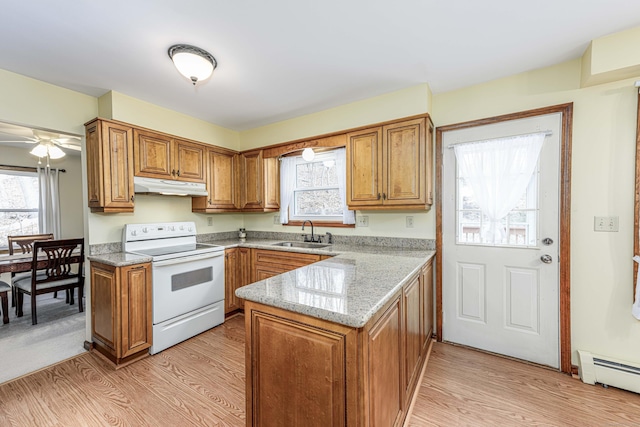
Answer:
(0, 168, 40, 248)
(453, 132, 545, 247)
(279, 148, 355, 224)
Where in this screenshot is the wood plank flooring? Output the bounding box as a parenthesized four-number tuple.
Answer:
(408, 342, 640, 426)
(1, 314, 639, 426)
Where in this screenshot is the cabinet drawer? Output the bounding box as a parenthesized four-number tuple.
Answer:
(253, 249, 321, 268)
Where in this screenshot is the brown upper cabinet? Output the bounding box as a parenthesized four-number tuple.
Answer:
(85, 118, 135, 213)
(240, 150, 279, 212)
(193, 147, 240, 212)
(133, 128, 205, 183)
(346, 116, 433, 210)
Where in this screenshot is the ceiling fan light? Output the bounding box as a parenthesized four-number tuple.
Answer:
(168, 44, 216, 85)
(48, 144, 66, 159)
(29, 143, 48, 158)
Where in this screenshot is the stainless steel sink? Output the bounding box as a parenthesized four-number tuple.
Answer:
(271, 241, 331, 249)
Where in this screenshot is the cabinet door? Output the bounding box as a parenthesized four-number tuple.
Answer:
(382, 118, 426, 206)
(90, 262, 118, 353)
(225, 248, 241, 313)
(174, 139, 205, 182)
(249, 311, 347, 426)
(133, 128, 173, 179)
(120, 263, 152, 358)
(421, 259, 434, 353)
(241, 151, 264, 210)
(403, 274, 422, 404)
(263, 157, 280, 211)
(208, 149, 240, 209)
(238, 247, 251, 309)
(86, 120, 134, 213)
(346, 127, 382, 207)
(368, 297, 404, 427)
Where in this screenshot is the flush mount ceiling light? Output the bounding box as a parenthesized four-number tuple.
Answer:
(168, 44, 217, 86)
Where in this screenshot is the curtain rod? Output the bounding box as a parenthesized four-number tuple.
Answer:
(0, 164, 66, 172)
(446, 130, 552, 149)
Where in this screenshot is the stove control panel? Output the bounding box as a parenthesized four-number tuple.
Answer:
(123, 221, 196, 243)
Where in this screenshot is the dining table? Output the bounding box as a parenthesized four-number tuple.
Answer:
(0, 251, 84, 324)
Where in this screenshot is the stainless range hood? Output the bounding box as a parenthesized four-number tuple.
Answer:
(134, 176, 208, 197)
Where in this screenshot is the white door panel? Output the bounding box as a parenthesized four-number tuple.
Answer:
(443, 113, 560, 368)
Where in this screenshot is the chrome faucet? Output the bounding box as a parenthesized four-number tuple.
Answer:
(301, 220, 317, 243)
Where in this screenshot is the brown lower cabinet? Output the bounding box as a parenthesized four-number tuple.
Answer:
(244, 258, 434, 427)
(225, 247, 251, 314)
(90, 261, 152, 367)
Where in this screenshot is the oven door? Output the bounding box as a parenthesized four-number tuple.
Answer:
(152, 251, 224, 324)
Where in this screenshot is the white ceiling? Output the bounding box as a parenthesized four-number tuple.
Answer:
(1, 1, 640, 131)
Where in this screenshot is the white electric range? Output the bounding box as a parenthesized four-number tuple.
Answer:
(123, 221, 225, 354)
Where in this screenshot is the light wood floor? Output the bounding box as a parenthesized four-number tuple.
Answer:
(1, 314, 639, 426)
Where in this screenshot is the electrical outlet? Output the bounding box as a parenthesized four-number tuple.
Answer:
(273, 214, 280, 224)
(207, 217, 213, 226)
(594, 216, 619, 232)
(356, 215, 369, 227)
(406, 216, 414, 228)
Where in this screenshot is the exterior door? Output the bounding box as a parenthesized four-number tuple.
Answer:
(442, 113, 561, 368)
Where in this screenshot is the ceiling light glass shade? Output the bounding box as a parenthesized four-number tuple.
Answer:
(168, 44, 217, 85)
(302, 147, 315, 162)
(29, 143, 48, 158)
(47, 144, 66, 159)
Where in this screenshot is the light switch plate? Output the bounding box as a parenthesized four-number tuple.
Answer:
(207, 217, 213, 226)
(273, 214, 280, 224)
(594, 216, 618, 232)
(357, 215, 369, 227)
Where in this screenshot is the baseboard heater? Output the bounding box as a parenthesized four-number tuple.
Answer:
(577, 350, 640, 394)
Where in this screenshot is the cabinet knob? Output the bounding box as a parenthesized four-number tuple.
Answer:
(377, 193, 381, 200)
(171, 169, 176, 176)
(382, 193, 387, 200)
(176, 170, 181, 177)
(130, 195, 135, 202)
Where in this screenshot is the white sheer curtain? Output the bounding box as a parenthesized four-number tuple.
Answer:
(38, 167, 61, 237)
(279, 156, 297, 224)
(453, 132, 545, 244)
(335, 148, 355, 224)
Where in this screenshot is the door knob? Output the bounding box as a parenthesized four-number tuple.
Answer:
(540, 254, 553, 264)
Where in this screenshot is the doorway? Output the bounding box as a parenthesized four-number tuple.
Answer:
(435, 104, 573, 373)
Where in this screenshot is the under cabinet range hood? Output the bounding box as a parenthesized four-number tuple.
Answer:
(133, 176, 208, 197)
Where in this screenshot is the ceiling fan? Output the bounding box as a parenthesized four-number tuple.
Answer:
(0, 122, 81, 162)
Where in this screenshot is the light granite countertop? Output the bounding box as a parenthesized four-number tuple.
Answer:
(235, 250, 434, 328)
(87, 252, 152, 267)
(87, 237, 435, 328)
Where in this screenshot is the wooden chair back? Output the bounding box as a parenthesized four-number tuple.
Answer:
(7, 233, 55, 255)
(31, 238, 85, 287)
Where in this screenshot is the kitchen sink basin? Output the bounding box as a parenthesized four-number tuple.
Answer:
(271, 241, 331, 249)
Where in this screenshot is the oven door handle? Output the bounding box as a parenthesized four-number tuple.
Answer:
(153, 251, 224, 267)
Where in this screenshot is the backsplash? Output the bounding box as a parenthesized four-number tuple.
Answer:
(90, 230, 435, 255)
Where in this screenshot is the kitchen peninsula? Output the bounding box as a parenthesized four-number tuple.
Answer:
(235, 245, 435, 427)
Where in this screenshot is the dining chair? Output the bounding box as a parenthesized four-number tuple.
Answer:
(7, 233, 56, 308)
(14, 238, 85, 325)
(0, 281, 10, 324)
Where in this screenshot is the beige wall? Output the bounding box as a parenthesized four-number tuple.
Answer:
(0, 146, 84, 240)
(240, 83, 435, 240)
(433, 59, 640, 366)
(0, 69, 97, 136)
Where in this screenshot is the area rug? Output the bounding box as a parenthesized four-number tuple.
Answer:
(0, 293, 87, 384)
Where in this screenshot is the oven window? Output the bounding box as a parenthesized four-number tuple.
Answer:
(171, 267, 213, 292)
